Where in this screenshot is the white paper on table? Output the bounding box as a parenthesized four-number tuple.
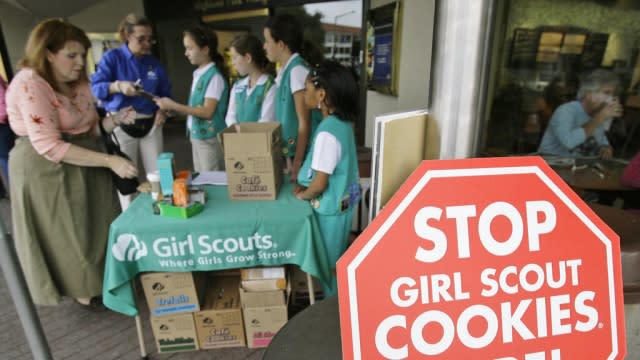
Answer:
(191, 171, 227, 185)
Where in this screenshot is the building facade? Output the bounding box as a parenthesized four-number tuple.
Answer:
(321, 23, 361, 67)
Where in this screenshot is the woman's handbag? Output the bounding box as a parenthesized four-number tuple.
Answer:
(99, 118, 139, 195)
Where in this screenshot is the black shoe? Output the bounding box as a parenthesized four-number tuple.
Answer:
(73, 296, 107, 312)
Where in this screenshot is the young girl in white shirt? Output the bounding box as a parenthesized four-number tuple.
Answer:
(155, 26, 229, 171)
(225, 34, 275, 125)
(263, 14, 321, 181)
(295, 60, 361, 297)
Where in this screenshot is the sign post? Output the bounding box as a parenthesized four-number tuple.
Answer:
(338, 157, 626, 359)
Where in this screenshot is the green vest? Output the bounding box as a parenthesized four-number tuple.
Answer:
(234, 75, 273, 123)
(297, 115, 360, 215)
(188, 65, 229, 139)
(275, 56, 322, 157)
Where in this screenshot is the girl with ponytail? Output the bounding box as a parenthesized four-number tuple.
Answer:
(264, 13, 322, 182)
(295, 60, 361, 297)
(155, 26, 229, 171)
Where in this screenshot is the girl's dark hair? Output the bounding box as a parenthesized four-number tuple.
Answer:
(309, 60, 359, 122)
(184, 26, 229, 81)
(264, 14, 303, 54)
(230, 34, 271, 73)
(301, 40, 325, 68)
(264, 14, 324, 68)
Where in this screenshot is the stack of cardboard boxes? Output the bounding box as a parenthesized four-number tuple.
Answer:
(141, 272, 206, 353)
(193, 274, 246, 350)
(141, 267, 291, 354)
(239, 266, 290, 349)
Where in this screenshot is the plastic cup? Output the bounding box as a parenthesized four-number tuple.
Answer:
(147, 171, 161, 201)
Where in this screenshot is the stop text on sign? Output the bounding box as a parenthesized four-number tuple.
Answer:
(414, 200, 555, 262)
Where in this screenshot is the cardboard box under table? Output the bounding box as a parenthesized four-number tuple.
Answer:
(240, 285, 290, 349)
(290, 265, 323, 304)
(150, 312, 199, 353)
(141, 272, 207, 317)
(240, 266, 287, 292)
(102, 182, 332, 357)
(221, 122, 284, 200)
(194, 275, 245, 349)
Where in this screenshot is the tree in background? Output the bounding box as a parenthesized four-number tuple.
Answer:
(277, 6, 325, 65)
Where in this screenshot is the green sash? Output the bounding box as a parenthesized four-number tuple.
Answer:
(235, 75, 274, 123)
(297, 114, 360, 215)
(187, 65, 229, 139)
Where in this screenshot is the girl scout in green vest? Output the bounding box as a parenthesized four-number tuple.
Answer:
(264, 14, 322, 182)
(225, 34, 275, 125)
(155, 26, 229, 171)
(295, 61, 361, 297)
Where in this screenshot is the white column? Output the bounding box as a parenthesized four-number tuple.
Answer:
(430, 0, 496, 159)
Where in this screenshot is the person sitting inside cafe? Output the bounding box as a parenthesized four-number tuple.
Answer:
(538, 69, 623, 159)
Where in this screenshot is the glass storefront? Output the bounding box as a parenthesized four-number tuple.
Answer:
(480, 0, 640, 159)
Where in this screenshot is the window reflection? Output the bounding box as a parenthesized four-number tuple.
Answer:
(482, 0, 640, 159)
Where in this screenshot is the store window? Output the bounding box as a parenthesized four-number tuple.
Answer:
(481, 0, 640, 159)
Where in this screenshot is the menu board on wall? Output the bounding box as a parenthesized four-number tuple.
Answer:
(509, 28, 539, 68)
(536, 31, 563, 63)
(580, 33, 609, 70)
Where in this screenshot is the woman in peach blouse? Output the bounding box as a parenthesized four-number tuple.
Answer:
(6, 19, 137, 307)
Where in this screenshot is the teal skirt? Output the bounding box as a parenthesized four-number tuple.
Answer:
(9, 134, 120, 305)
(316, 208, 354, 297)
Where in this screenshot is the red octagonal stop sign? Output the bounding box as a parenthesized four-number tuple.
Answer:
(338, 157, 626, 360)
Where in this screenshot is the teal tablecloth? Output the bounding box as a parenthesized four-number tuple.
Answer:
(102, 182, 331, 316)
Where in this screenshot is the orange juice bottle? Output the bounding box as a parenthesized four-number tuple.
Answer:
(172, 178, 188, 207)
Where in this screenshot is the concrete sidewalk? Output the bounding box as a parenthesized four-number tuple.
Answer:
(0, 248, 265, 359)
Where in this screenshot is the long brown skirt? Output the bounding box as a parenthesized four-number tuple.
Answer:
(9, 134, 120, 305)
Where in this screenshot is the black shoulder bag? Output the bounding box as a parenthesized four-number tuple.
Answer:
(98, 118, 140, 195)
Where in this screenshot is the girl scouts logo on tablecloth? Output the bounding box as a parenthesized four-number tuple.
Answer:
(112, 233, 148, 261)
